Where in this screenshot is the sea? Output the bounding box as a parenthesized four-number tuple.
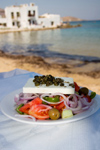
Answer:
(0, 20, 100, 62)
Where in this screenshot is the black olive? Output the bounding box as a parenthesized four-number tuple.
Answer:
(79, 87, 89, 95)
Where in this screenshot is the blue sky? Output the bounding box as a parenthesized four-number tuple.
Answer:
(0, 0, 100, 20)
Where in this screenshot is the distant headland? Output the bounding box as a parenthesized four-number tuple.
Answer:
(61, 16, 100, 22)
(61, 16, 84, 22)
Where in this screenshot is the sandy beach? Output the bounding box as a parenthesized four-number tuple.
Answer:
(0, 50, 100, 95)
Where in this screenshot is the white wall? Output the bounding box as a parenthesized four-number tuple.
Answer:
(0, 18, 7, 28)
(38, 15, 61, 28)
(20, 5, 38, 28)
(5, 4, 38, 28)
(5, 6, 20, 28)
(0, 18, 7, 23)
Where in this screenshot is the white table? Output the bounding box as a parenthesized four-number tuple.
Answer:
(0, 69, 100, 150)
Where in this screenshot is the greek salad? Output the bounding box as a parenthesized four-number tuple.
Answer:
(14, 75, 96, 121)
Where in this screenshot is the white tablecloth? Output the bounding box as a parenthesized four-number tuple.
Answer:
(0, 69, 100, 150)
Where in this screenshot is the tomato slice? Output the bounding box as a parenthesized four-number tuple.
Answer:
(85, 95, 92, 102)
(74, 82, 80, 92)
(55, 102, 65, 110)
(28, 104, 50, 120)
(19, 97, 42, 114)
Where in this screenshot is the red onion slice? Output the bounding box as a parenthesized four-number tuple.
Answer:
(15, 114, 36, 121)
(40, 93, 67, 104)
(37, 104, 52, 112)
(64, 100, 82, 112)
(14, 94, 19, 103)
(73, 106, 90, 114)
(14, 93, 38, 105)
(67, 95, 78, 108)
(80, 97, 94, 106)
(82, 106, 90, 110)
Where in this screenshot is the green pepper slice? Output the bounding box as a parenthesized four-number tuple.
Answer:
(43, 96, 60, 102)
(90, 92, 96, 99)
(16, 104, 24, 114)
(42, 101, 48, 105)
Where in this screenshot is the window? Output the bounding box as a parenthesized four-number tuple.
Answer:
(0, 23, 7, 27)
(28, 11, 31, 17)
(12, 22, 15, 26)
(17, 12, 20, 17)
(4, 23, 7, 27)
(51, 21, 54, 26)
(28, 10, 35, 17)
(17, 22, 20, 28)
(28, 19, 31, 25)
(32, 20, 35, 24)
(33, 10, 35, 16)
(11, 12, 14, 19)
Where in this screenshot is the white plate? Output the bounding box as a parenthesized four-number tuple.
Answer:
(0, 89, 100, 125)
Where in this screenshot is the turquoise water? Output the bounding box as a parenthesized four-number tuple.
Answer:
(0, 21, 100, 61)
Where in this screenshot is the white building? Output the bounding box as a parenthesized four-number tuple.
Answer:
(38, 13, 61, 28)
(0, 3, 61, 29)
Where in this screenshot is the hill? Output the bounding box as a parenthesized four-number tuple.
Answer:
(61, 16, 83, 22)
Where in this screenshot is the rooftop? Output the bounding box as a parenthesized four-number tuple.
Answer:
(6, 3, 35, 8)
(39, 13, 59, 18)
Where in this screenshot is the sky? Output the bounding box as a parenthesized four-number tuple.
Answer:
(0, 0, 100, 20)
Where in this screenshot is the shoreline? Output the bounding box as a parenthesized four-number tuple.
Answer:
(0, 50, 100, 94)
(0, 23, 82, 34)
(0, 27, 59, 34)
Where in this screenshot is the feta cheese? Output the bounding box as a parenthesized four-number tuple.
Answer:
(23, 77, 75, 94)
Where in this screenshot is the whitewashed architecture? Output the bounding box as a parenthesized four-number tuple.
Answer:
(38, 13, 61, 28)
(0, 3, 61, 29)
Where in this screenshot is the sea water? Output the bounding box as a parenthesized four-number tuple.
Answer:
(0, 21, 100, 62)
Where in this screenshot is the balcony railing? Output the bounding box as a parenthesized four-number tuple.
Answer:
(28, 14, 35, 17)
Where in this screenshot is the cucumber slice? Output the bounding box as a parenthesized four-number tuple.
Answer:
(62, 109, 73, 119)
